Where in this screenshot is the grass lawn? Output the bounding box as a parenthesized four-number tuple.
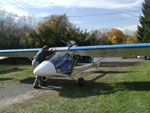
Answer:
(1, 60, 150, 113)
(0, 65, 33, 85)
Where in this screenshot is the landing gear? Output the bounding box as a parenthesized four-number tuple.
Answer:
(145, 56, 150, 60)
(77, 78, 84, 86)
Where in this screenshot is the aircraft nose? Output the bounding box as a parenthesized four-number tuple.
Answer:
(33, 61, 56, 76)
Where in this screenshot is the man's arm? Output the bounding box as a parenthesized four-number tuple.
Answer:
(45, 49, 55, 60)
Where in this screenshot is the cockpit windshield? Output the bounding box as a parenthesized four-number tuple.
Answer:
(49, 52, 73, 73)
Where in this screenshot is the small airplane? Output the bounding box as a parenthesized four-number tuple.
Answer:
(0, 42, 150, 86)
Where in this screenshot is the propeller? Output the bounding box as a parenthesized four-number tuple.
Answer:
(60, 39, 76, 47)
(60, 37, 91, 47)
(78, 37, 91, 46)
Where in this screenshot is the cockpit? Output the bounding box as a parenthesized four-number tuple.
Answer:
(49, 52, 74, 75)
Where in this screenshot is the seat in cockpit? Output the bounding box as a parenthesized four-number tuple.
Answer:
(49, 52, 73, 72)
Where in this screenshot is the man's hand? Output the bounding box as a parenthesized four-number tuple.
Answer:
(48, 48, 56, 51)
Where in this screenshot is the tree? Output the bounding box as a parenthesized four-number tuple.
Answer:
(109, 28, 125, 39)
(30, 14, 89, 47)
(108, 28, 126, 44)
(86, 29, 111, 45)
(97, 37, 112, 45)
(109, 35, 123, 44)
(125, 32, 139, 44)
(137, 0, 150, 43)
(0, 9, 35, 49)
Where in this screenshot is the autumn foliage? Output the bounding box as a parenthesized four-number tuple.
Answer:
(108, 28, 126, 44)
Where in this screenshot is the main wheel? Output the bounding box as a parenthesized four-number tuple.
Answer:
(78, 78, 84, 86)
(145, 56, 150, 60)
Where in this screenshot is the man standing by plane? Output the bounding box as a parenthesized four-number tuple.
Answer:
(32, 45, 55, 89)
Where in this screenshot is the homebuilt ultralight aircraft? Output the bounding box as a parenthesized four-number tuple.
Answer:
(0, 42, 150, 86)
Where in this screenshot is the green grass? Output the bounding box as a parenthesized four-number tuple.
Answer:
(1, 61, 150, 113)
(0, 65, 33, 85)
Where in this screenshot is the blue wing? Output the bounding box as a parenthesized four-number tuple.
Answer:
(69, 43, 150, 57)
(0, 43, 150, 58)
(0, 47, 69, 58)
(0, 48, 40, 58)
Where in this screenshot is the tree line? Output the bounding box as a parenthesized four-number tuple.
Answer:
(0, 0, 149, 49)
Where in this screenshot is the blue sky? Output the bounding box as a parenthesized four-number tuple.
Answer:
(1, 0, 144, 33)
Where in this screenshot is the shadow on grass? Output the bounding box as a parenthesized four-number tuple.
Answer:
(20, 77, 150, 98)
(0, 68, 24, 74)
(115, 82, 150, 91)
(0, 78, 14, 81)
(100, 61, 138, 67)
(90, 70, 136, 82)
(91, 70, 136, 74)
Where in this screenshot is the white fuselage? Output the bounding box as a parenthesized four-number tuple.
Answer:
(34, 61, 72, 77)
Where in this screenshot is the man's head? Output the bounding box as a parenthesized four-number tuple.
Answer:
(43, 45, 49, 50)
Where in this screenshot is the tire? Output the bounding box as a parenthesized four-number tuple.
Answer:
(145, 56, 150, 60)
(78, 78, 84, 86)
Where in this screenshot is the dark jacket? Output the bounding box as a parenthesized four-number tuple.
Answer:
(33, 48, 54, 63)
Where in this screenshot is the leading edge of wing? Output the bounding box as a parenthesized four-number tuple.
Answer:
(0, 48, 41, 53)
(69, 43, 150, 51)
(0, 46, 69, 53)
(0, 48, 41, 58)
(0, 47, 69, 58)
(69, 43, 150, 57)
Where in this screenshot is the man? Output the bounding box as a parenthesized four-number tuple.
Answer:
(32, 45, 54, 89)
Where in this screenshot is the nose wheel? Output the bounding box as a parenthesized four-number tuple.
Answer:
(78, 78, 84, 86)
